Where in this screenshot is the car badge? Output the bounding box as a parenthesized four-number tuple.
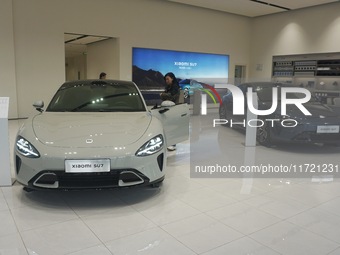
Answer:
(86, 139, 93, 144)
(319, 115, 325, 118)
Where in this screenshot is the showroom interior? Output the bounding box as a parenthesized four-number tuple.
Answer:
(2, 0, 340, 254)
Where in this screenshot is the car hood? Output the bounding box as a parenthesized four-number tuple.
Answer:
(303, 103, 339, 118)
(261, 102, 339, 118)
(32, 112, 151, 148)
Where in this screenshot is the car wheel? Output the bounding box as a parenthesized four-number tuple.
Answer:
(219, 104, 231, 127)
(257, 120, 272, 146)
(183, 88, 189, 99)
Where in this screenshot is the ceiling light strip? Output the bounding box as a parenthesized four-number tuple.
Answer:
(250, 0, 291, 11)
(65, 35, 88, 44)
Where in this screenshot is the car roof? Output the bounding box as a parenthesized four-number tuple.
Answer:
(179, 79, 191, 83)
(59, 79, 135, 90)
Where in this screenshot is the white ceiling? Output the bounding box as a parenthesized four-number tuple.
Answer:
(167, 0, 339, 17)
(65, 0, 339, 57)
(64, 33, 111, 58)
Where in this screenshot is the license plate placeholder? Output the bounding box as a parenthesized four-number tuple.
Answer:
(316, 125, 339, 134)
(65, 159, 110, 173)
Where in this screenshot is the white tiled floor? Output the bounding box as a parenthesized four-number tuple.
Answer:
(2, 118, 340, 254)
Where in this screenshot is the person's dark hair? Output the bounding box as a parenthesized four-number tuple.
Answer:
(164, 72, 178, 85)
(99, 72, 106, 79)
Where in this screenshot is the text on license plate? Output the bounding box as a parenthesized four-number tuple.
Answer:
(316, 125, 339, 134)
(65, 159, 110, 173)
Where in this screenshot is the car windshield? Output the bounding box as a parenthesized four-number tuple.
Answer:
(255, 86, 317, 103)
(46, 82, 146, 112)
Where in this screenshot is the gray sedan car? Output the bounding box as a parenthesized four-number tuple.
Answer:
(219, 82, 340, 146)
(15, 80, 189, 190)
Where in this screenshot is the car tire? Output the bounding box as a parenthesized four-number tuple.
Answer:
(219, 104, 231, 127)
(257, 120, 272, 147)
(183, 88, 189, 99)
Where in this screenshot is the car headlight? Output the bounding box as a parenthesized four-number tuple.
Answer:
(136, 135, 164, 157)
(281, 115, 298, 127)
(16, 136, 40, 158)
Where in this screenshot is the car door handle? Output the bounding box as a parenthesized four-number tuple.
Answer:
(181, 113, 187, 117)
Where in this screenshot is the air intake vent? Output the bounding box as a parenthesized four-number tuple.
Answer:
(157, 153, 164, 171)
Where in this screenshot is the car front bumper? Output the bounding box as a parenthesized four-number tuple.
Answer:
(271, 122, 340, 144)
(15, 145, 166, 190)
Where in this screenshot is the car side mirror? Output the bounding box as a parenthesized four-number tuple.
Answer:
(160, 100, 175, 107)
(33, 100, 44, 112)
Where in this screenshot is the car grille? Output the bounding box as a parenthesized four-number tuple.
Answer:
(294, 132, 340, 142)
(28, 169, 149, 189)
(310, 133, 340, 142)
(58, 171, 120, 188)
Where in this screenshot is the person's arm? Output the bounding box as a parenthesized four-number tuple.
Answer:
(170, 84, 180, 96)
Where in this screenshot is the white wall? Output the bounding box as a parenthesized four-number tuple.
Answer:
(4, 0, 340, 118)
(0, 0, 18, 118)
(6, 0, 251, 118)
(250, 2, 340, 80)
(66, 55, 87, 81)
(5, 0, 340, 118)
(87, 38, 118, 80)
(12, 0, 65, 118)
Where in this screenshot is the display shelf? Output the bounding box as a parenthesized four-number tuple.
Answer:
(272, 54, 340, 104)
(313, 90, 340, 104)
(316, 59, 340, 76)
(273, 54, 340, 78)
(272, 61, 293, 77)
(293, 60, 316, 76)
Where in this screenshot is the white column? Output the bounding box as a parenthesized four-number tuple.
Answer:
(0, 97, 12, 186)
(245, 92, 258, 147)
(192, 90, 201, 115)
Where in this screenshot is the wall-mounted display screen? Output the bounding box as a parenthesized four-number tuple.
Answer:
(132, 47, 229, 90)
